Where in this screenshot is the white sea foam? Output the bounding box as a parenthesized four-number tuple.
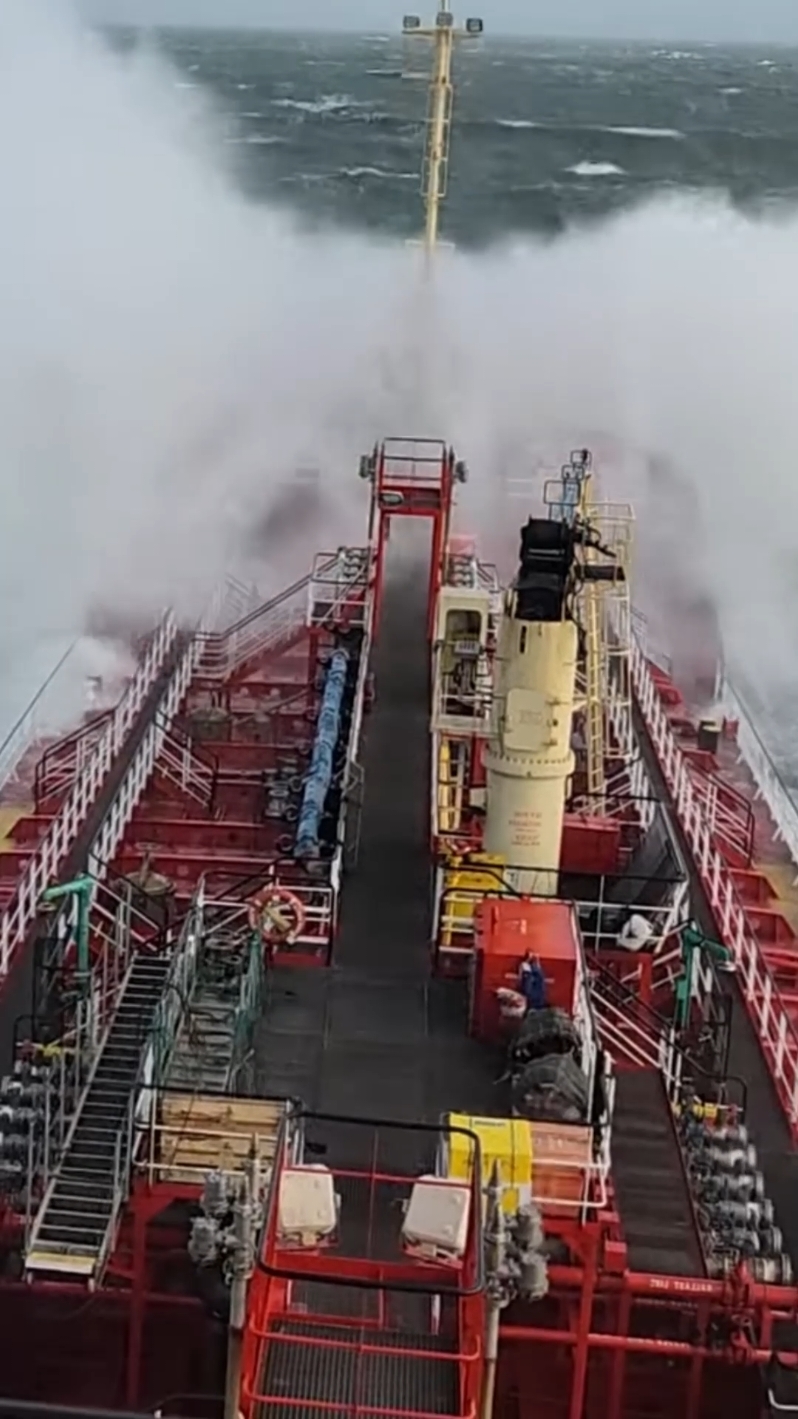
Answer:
(272, 94, 360, 115)
(567, 160, 625, 176)
(1, 0, 797, 746)
(603, 125, 684, 140)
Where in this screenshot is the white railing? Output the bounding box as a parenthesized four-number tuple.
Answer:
(0, 641, 78, 791)
(86, 634, 201, 880)
(686, 760, 753, 868)
(718, 672, 798, 878)
(196, 569, 326, 683)
(32, 712, 113, 808)
(591, 985, 683, 1098)
(632, 637, 798, 1132)
(155, 726, 215, 808)
(0, 613, 179, 976)
(203, 883, 336, 954)
(307, 548, 370, 631)
(434, 876, 686, 965)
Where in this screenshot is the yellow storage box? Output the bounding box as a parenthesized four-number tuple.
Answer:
(446, 1112, 532, 1215)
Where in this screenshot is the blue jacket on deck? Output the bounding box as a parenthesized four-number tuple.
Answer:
(518, 958, 547, 1011)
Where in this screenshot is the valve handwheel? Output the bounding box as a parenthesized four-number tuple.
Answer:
(248, 885, 306, 946)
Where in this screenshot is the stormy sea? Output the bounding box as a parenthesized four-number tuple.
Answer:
(117, 27, 798, 241)
(3, 9, 798, 774)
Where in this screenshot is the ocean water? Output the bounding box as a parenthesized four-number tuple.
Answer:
(117, 28, 798, 242)
(5, 16, 798, 774)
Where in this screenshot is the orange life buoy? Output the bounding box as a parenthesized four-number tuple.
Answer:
(248, 885, 306, 945)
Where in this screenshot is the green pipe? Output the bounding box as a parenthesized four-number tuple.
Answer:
(674, 919, 734, 1031)
(40, 875, 94, 990)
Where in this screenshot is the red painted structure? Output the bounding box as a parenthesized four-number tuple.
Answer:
(1, 440, 797, 1419)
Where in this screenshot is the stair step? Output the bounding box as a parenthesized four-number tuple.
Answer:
(611, 1069, 704, 1279)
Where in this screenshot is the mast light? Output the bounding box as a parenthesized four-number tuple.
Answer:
(436, 10, 454, 25)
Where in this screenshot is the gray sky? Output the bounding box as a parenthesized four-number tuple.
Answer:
(76, 0, 798, 44)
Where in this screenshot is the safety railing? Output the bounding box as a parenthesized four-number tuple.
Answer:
(195, 569, 326, 683)
(149, 881, 204, 1086)
(0, 640, 77, 792)
(443, 551, 501, 596)
(85, 629, 201, 880)
(154, 719, 215, 810)
(379, 436, 449, 486)
(431, 656, 493, 734)
(21, 869, 172, 1220)
(307, 547, 371, 630)
(589, 961, 683, 1094)
(434, 875, 687, 964)
(632, 637, 798, 1133)
(205, 884, 336, 954)
(686, 757, 755, 868)
(0, 611, 179, 976)
(604, 670, 658, 834)
(719, 671, 798, 877)
(33, 710, 113, 810)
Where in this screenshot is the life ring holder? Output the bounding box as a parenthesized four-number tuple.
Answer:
(248, 885, 306, 946)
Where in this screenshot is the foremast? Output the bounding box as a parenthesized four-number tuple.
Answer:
(402, 3, 483, 252)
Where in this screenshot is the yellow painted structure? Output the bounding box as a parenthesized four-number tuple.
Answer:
(483, 605, 578, 897)
(439, 852, 505, 947)
(446, 1112, 531, 1214)
(0, 806, 27, 851)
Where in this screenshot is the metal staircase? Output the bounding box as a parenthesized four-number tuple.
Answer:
(165, 929, 264, 1093)
(611, 1068, 704, 1277)
(25, 951, 171, 1280)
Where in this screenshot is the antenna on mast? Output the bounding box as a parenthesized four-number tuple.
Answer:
(401, 6, 484, 252)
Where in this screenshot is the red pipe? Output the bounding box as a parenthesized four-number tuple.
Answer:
(546, 1262, 798, 1307)
(500, 1323, 775, 1363)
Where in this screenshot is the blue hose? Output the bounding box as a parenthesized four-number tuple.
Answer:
(294, 649, 349, 860)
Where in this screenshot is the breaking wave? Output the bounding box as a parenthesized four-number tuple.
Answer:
(1, 0, 798, 746)
(602, 125, 685, 140)
(568, 160, 626, 176)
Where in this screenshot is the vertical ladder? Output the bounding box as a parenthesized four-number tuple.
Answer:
(583, 581, 606, 807)
(438, 737, 468, 833)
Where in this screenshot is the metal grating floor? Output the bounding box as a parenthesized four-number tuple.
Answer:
(253, 564, 506, 1171)
(611, 1068, 704, 1276)
(257, 1321, 460, 1419)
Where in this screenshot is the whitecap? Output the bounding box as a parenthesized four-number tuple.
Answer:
(603, 125, 684, 140)
(567, 160, 625, 177)
(272, 94, 357, 115)
(721, 87, 742, 96)
(338, 166, 417, 180)
(496, 119, 539, 130)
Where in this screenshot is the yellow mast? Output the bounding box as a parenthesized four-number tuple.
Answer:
(402, 6, 483, 251)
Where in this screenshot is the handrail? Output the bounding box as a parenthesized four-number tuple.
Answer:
(589, 953, 734, 1104)
(719, 670, 798, 876)
(632, 638, 798, 1134)
(0, 640, 77, 789)
(0, 611, 179, 976)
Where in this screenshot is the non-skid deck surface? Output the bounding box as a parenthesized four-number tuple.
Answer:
(254, 565, 505, 1170)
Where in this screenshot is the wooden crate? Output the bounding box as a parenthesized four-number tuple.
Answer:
(157, 1093, 284, 1183)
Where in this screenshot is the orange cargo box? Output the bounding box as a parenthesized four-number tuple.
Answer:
(529, 1121, 592, 1217)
